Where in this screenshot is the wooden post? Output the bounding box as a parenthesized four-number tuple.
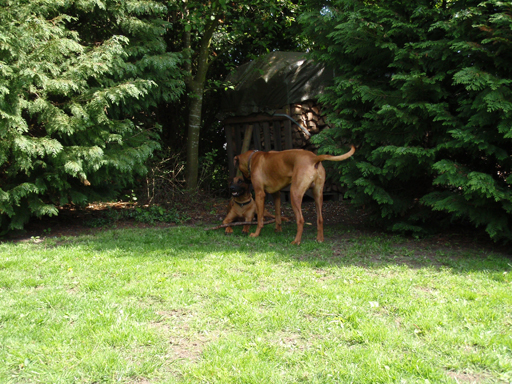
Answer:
(262, 121, 271, 150)
(253, 123, 262, 150)
(241, 124, 253, 153)
(226, 125, 235, 178)
(234, 125, 242, 155)
(283, 119, 293, 149)
(273, 121, 282, 151)
(236, 124, 253, 177)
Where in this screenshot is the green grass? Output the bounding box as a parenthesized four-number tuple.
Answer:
(1, 223, 511, 383)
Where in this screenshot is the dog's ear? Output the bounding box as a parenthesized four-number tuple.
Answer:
(234, 156, 239, 168)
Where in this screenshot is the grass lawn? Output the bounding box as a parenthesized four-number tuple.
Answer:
(1, 221, 511, 383)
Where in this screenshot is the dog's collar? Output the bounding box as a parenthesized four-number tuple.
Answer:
(234, 197, 253, 207)
(247, 150, 259, 178)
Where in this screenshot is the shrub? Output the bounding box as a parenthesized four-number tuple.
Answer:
(301, 0, 512, 240)
(0, 0, 183, 234)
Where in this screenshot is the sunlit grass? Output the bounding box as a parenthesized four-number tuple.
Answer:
(1, 224, 511, 383)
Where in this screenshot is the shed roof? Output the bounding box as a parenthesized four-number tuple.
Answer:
(220, 52, 333, 118)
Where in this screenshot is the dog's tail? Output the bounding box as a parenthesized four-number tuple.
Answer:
(314, 145, 356, 164)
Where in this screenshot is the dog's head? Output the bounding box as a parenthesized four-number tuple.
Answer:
(229, 176, 250, 198)
(234, 150, 256, 180)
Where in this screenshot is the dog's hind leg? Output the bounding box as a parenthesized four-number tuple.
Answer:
(312, 166, 326, 242)
(272, 192, 283, 232)
(222, 211, 237, 234)
(312, 185, 325, 243)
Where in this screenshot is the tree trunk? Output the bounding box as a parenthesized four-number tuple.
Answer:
(185, 80, 203, 189)
(184, 17, 218, 190)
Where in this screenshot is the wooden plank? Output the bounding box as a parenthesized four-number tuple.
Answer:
(252, 123, 262, 150)
(235, 124, 254, 177)
(241, 124, 253, 153)
(225, 125, 235, 178)
(224, 114, 287, 125)
(273, 121, 282, 151)
(283, 119, 293, 149)
(234, 124, 242, 154)
(262, 122, 271, 150)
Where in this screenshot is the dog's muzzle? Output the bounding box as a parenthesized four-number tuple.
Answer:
(230, 185, 244, 197)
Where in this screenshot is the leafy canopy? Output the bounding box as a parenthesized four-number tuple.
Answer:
(0, 0, 183, 233)
(301, 0, 512, 241)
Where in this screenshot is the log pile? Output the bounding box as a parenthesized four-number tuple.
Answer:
(289, 100, 330, 150)
(253, 100, 330, 152)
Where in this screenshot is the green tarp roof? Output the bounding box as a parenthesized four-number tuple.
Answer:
(220, 52, 334, 118)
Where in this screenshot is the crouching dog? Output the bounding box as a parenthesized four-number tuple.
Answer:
(222, 176, 286, 234)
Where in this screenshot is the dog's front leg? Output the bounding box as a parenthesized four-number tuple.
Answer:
(222, 211, 237, 234)
(242, 205, 257, 234)
(250, 190, 266, 238)
(272, 192, 282, 232)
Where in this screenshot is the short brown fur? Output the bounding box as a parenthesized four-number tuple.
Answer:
(223, 176, 284, 234)
(234, 145, 355, 245)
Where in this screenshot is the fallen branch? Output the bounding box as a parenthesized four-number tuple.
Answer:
(205, 219, 276, 231)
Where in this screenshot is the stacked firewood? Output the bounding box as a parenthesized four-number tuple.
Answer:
(255, 101, 330, 150)
(289, 100, 330, 150)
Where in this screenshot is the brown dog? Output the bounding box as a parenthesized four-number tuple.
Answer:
(234, 145, 355, 245)
(223, 176, 284, 234)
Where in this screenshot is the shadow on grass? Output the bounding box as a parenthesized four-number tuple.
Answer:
(34, 220, 512, 277)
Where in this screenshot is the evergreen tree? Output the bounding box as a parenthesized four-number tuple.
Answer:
(301, 0, 512, 240)
(0, 0, 183, 233)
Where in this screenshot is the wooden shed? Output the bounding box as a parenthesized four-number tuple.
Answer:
(220, 52, 343, 196)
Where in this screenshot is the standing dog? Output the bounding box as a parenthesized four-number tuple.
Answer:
(234, 145, 355, 245)
(222, 176, 284, 234)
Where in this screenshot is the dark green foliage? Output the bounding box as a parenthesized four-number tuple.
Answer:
(301, 0, 512, 240)
(0, 0, 184, 234)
